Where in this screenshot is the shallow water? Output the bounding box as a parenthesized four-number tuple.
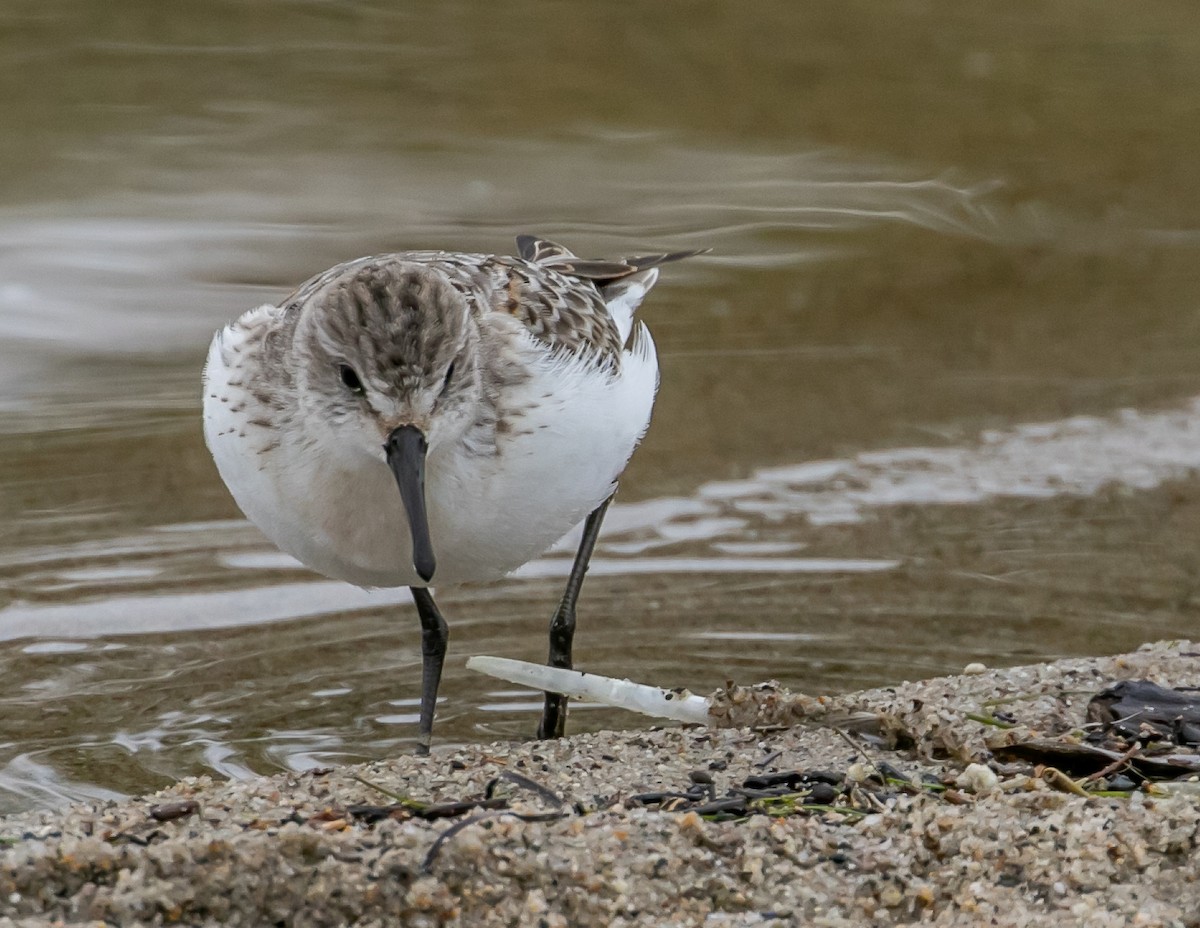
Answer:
(3, 1, 1200, 811)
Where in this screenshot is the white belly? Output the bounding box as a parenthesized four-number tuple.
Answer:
(204, 325, 658, 588)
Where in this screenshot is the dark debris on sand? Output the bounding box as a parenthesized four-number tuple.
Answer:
(4, 641, 1200, 927)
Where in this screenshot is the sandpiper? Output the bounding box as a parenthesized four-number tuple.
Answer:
(203, 235, 702, 751)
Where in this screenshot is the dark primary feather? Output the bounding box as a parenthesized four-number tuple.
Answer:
(516, 234, 707, 288)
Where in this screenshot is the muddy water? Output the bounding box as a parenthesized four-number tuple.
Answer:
(3, 2, 1200, 811)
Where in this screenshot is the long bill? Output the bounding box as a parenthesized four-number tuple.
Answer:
(384, 424, 436, 583)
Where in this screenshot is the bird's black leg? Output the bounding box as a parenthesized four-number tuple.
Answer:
(411, 586, 449, 756)
(538, 492, 614, 740)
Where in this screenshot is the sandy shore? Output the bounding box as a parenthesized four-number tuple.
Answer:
(3, 641, 1200, 927)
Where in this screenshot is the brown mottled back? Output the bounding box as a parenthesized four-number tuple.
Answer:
(278, 236, 703, 371)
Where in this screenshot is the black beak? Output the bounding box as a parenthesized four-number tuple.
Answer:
(384, 425, 436, 582)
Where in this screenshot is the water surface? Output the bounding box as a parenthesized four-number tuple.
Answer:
(3, 1, 1200, 811)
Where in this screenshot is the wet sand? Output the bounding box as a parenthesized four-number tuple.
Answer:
(3, 640, 1200, 927)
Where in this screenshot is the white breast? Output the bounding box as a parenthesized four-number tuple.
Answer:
(427, 324, 659, 585)
(203, 315, 659, 589)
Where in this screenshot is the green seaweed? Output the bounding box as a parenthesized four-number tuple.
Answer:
(351, 774, 429, 811)
(965, 711, 1017, 729)
(748, 793, 865, 821)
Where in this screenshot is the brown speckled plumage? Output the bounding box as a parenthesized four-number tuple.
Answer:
(207, 237, 701, 459)
(278, 236, 703, 370)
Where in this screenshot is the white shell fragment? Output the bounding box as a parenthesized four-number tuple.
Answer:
(956, 762, 999, 794)
(465, 656, 712, 724)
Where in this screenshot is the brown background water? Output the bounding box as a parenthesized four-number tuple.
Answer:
(2, 1, 1200, 811)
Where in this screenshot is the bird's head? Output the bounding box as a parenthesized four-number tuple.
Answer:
(294, 262, 482, 583)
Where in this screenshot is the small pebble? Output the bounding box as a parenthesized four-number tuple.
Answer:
(956, 763, 999, 794)
(846, 762, 872, 784)
(148, 801, 200, 823)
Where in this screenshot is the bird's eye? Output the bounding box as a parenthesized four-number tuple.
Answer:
(440, 362, 456, 395)
(338, 364, 365, 395)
